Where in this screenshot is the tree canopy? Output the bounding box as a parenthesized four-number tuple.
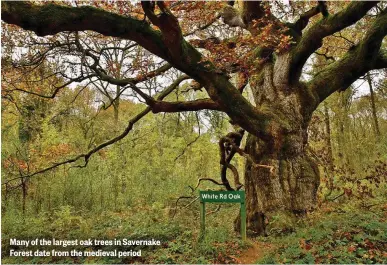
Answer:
(1, 0, 387, 237)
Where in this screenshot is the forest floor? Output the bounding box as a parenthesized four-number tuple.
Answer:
(251, 202, 387, 264)
(234, 240, 275, 264)
(2, 200, 387, 264)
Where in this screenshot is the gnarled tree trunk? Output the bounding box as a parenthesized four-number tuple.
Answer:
(244, 134, 320, 235)
(241, 54, 320, 236)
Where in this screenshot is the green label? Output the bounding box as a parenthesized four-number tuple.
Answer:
(199, 191, 245, 203)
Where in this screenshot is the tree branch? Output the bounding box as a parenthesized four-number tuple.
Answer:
(1, 2, 169, 59)
(219, 129, 245, 191)
(241, 1, 265, 26)
(374, 50, 387, 69)
(1, 1, 279, 140)
(151, 99, 221, 113)
(318, 1, 329, 17)
(309, 7, 387, 103)
(290, 1, 379, 82)
(131, 83, 222, 113)
(2, 75, 190, 184)
(3, 74, 96, 99)
(292, 4, 322, 33)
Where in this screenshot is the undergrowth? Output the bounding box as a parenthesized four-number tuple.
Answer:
(257, 202, 387, 264)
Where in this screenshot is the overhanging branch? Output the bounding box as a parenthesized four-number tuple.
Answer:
(309, 7, 387, 103)
(2, 75, 190, 185)
(130, 83, 222, 113)
(290, 1, 329, 34)
(1, 1, 280, 140)
(291, 1, 379, 82)
(1, 2, 170, 59)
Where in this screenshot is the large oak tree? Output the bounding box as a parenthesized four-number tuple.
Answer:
(2, 0, 386, 235)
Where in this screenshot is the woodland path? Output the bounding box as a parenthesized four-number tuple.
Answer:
(234, 240, 275, 264)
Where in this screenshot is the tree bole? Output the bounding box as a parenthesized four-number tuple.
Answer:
(237, 57, 320, 236)
(242, 133, 320, 236)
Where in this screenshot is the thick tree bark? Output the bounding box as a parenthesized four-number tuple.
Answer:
(239, 54, 320, 236)
(244, 134, 319, 235)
